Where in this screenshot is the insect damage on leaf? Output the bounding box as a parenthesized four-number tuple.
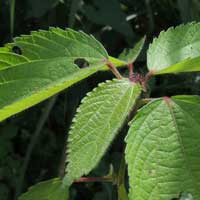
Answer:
(74, 58, 90, 68)
(12, 46, 22, 55)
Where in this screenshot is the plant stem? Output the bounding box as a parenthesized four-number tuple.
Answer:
(142, 97, 160, 103)
(74, 176, 113, 183)
(128, 63, 134, 80)
(142, 71, 154, 92)
(106, 61, 123, 79)
(15, 96, 57, 199)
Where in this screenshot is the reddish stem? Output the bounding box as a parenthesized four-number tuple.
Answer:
(106, 61, 123, 79)
(74, 176, 113, 183)
(128, 63, 134, 80)
(142, 71, 154, 92)
(163, 96, 172, 106)
(145, 70, 155, 82)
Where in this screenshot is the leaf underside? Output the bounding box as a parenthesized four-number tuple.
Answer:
(0, 28, 125, 122)
(125, 95, 200, 200)
(147, 22, 200, 74)
(18, 178, 68, 200)
(64, 79, 141, 186)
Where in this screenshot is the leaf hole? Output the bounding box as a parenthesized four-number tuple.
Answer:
(12, 46, 22, 55)
(170, 192, 194, 200)
(74, 58, 89, 69)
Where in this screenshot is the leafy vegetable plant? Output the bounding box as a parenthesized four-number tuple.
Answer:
(1, 22, 200, 200)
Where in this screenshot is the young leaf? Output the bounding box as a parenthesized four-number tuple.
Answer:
(18, 178, 68, 200)
(119, 36, 146, 64)
(0, 28, 125, 122)
(125, 95, 200, 200)
(147, 22, 200, 74)
(64, 79, 141, 186)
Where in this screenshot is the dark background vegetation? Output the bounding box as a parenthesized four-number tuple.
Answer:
(0, 0, 200, 199)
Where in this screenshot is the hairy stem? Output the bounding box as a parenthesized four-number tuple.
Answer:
(106, 61, 123, 79)
(142, 71, 154, 92)
(128, 63, 134, 80)
(15, 96, 57, 199)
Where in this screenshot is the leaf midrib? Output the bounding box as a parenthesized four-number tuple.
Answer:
(68, 81, 130, 148)
(0, 56, 105, 73)
(0, 67, 99, 121)
(105, 83, 135, 141)
(166, 100, 196, 188)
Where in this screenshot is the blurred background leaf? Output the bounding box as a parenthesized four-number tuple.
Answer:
(82, 0, 134, 39)
(26, 0, 63, 18)
(177, 0, 200, 22)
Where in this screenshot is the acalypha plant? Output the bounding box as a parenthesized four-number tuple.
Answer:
(0, 22, 200, 200)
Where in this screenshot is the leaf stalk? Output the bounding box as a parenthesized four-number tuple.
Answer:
(74, 176, 113, 183)
(106, 61, 123, 79)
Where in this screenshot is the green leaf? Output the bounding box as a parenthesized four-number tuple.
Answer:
(147, 22, 200, 74)
(119, 36, 146, 64)
(153, 56, 200, 75)
(0, 28, 125, 122)
(64, 79, 141, 186)
(5, 27, 108, 60)
(125, 95, 200, 200)
(18, 178, 68, 200)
